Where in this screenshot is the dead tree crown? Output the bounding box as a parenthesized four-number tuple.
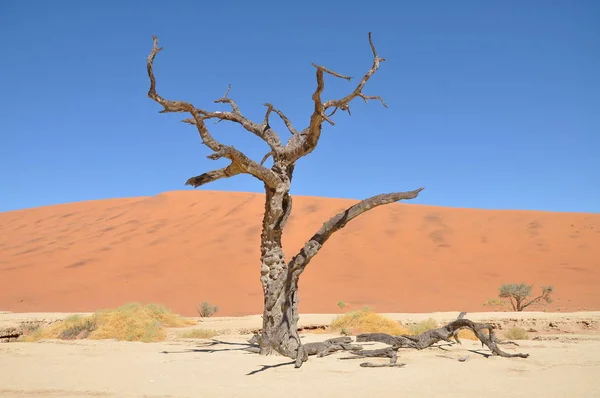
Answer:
(146, 32, 423, 199)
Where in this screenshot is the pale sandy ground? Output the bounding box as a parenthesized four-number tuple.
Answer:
(1, 312, 600, 398)
(1, 190, 599, 316)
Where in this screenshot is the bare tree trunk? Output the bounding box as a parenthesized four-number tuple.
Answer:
(259, 269, 302, 360)
(257, 169, 301, 360)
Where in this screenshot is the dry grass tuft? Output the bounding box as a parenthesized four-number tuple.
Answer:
(179, 329, 220, 339)
(455, 329, 479, 340)
(407, 318, 439, 335)
(20, 303, 195, 343)
(329, 308, 410, 336)
(502, 326, 529, 340)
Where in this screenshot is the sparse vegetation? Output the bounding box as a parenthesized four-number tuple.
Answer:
(455, 328, 479, 341)
(337, 300, 346, 310)
(197, 301, 219, 318)
(20, 303, 195, 343)
(497, 283, 554, 312)
(20, 322, 43, 337)
(179, 329, 220, 339)
(58, 316, 98, 340)
(407, 318, 438, 335)
(483, 298, 512, 311)
(503, 327, 529, 340)
(326, 311, 482, 342)
(329, 308, 409, 336)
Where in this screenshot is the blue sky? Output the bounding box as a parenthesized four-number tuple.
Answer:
(1, 0, 598, 213)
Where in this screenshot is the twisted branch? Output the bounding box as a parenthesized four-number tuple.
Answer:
(263, 103, 298, 135)
(147, 36, 281, 188)
(324, 32, 387, 114)
(289, 187, 425, 273)
(285, 32, 387, 162)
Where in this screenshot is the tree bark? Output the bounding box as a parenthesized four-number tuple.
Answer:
(259, 269, 302, 360)
(257, 165, 302, 360)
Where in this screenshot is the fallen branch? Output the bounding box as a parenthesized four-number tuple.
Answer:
(354, 313, 530, 366)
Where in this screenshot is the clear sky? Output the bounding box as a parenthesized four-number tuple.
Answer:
(1, 0, 598, 213)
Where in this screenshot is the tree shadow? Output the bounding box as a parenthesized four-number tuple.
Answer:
(246, 360, 297, 376)
(160, 339, 258, 354)
(159, 338, 298, 376)
(466, 349, 493, 358)
(431, 342, 456, 350)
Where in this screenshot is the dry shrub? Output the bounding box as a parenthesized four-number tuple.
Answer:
(197, 301, 219, 317)
(179, 329, 219, 339)
(329, 308, 409, 336)
(58, 315, 98, 340)
(21, 303, 195, 343)
(455, 328, 479, 340)
(503, 327, 529, 340)
(407, 318, 439, 335)
(19, 325, 47, 342)
(21, 315, 96, 342)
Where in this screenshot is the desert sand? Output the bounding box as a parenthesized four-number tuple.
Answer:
(1, 190, 599, 316)
(1, 311, 599, 398)
(2, 192, 599, 397)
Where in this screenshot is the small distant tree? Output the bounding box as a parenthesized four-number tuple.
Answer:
(497, 283, 554, 312)
(197, 301, 219, 317)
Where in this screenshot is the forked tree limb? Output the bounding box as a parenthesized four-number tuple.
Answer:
(289, 188, 425, 273)
(323, 32, 387, 114)
(450, 311, 467, 344)
(519, 288, 554, 311)
(181, 96, 284, 151)
(146, 36, 282, 188)
(285, 32, 387, 162)
(214, 84, 241, 114)
(263, 103, 299, 135)
(260, 151, 274, 166)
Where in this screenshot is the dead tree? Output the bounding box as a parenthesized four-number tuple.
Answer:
(146, 33, 424, 367)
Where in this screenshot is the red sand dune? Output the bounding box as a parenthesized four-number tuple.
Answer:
(1, 190, 599, 316)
